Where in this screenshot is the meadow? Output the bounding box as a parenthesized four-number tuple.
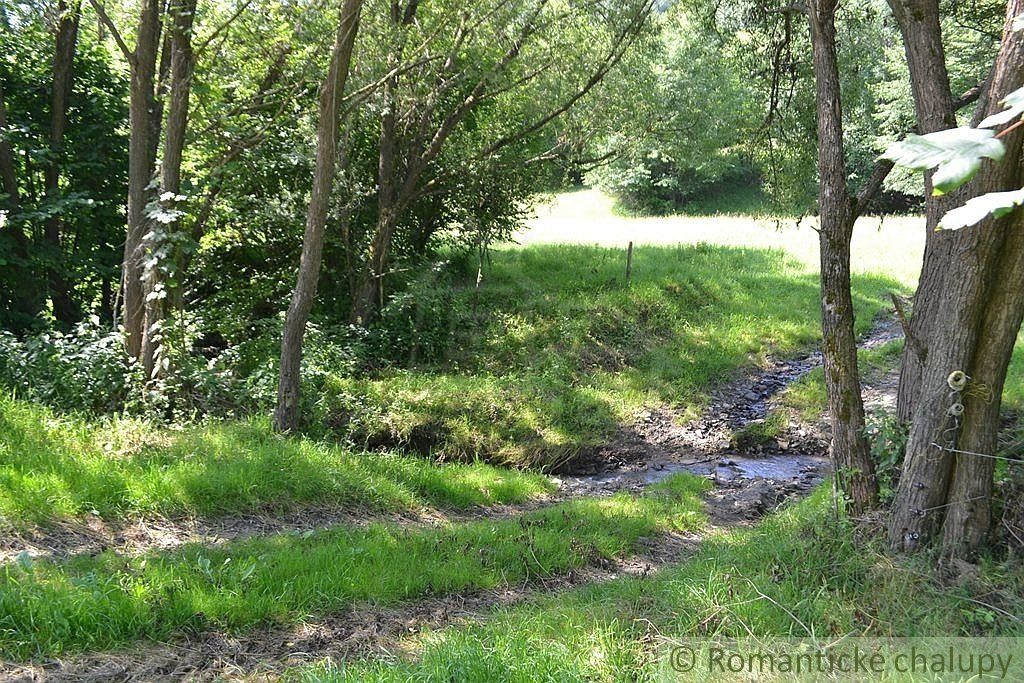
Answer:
(2, 192, 1021, 678)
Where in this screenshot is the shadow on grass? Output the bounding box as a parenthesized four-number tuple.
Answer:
(316, 244, 903, 467)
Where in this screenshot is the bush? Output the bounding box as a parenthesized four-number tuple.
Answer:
(595, 150, 763, 216)
(0, 318, 133, 414)
(863, 408, 909, 502)
(0, 316, 259, 420)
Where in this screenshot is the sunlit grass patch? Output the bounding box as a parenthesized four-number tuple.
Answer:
(0, 474, 708, 659)
(0, 396, 554, 531)
(297, 489, 1024, 682)
(318, 242, 902, 468)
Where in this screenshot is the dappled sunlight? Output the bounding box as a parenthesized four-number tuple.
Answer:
(306, 490, 1022, 681)
(307, 240, 901, 469)
(0, 397, 553, 529)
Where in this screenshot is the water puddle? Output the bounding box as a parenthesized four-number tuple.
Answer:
(554, 452, 830, 496)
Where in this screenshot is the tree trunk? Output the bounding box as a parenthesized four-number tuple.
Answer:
(807, 0, 879, 513)
(140, 0, 196, 380)
(938, 6, 1024, 559)
(0, 85, 40, 324)
(43, 0, 82, 327)
(274, 0, 363, 432)
(350, 25, 401, 325)
(123, 0, 162, 359)
(941, 213, 1024, 559)
(888, 2, 1024, 551)
(886, 0, 958, 424)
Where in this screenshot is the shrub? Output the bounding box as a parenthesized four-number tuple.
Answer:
(0, 318, 133, 414)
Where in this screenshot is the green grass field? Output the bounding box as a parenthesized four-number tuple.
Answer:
(523, 189, 926, 287)
(0, 240, 902, 528)
(2, 191, 1021, 674)
(317, 240, 902, 468)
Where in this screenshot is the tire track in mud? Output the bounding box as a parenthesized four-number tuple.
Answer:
(3, 531, 703, 683)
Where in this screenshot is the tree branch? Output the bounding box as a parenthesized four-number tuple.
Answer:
(194, 0, 254, 57)
(87, 0, 133, 65)
(851, 80, 987, 218)
(473, 0, 652, 161)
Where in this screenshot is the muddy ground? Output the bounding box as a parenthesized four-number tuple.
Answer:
(554, 320, 901, 522)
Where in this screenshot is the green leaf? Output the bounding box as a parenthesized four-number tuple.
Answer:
(882, 128, 1004, 195)
(932, 156, 981, 196)
(938, 188, 1024, 230)
(979, 86, 1024, 129)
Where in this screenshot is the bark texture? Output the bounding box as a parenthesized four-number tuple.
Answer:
(941, 210, 1024, 558)
(274, 0, 364, 432)
(43, 0, 82, 326)
(888, 1, 1024, 553)
(122, 0, 162, 358)
(140, 0, 197, 379)
(887, 0, 958, 423)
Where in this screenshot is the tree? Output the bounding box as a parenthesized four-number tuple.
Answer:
(274, 0, 364, 432)
(0, 83, 36, 325)
(805, 0, 879, 512)
(91, 0, 162, 360)
(138, 0, 198, 379)
(884, 0, 1024, 558)
(43, 0, 83, 326)
(887, 0, 962, 424)
(348, 0, 654, 323)
(1, 3, 128, 331)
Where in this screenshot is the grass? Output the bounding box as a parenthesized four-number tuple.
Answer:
(608, 183, 793, 218)
(730, 409, 790, 449)
(0, 396, 553, 531)
(0, 216, 905, 529)
(1003, 340, 1024, 413)
(0, 474, 709, 659)
(780, 340, 906, 425)
(322, 242, 902, 468)
(3, 191, 1020, 669)
(523, 189, 926, 287)
(297, 490, 1024, 682)
(780, 335, 1024, 426)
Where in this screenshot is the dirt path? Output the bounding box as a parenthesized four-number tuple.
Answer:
(2, 323, 903, 681)
(3, 530, 704, 683)
(554, 319, 901, 521)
